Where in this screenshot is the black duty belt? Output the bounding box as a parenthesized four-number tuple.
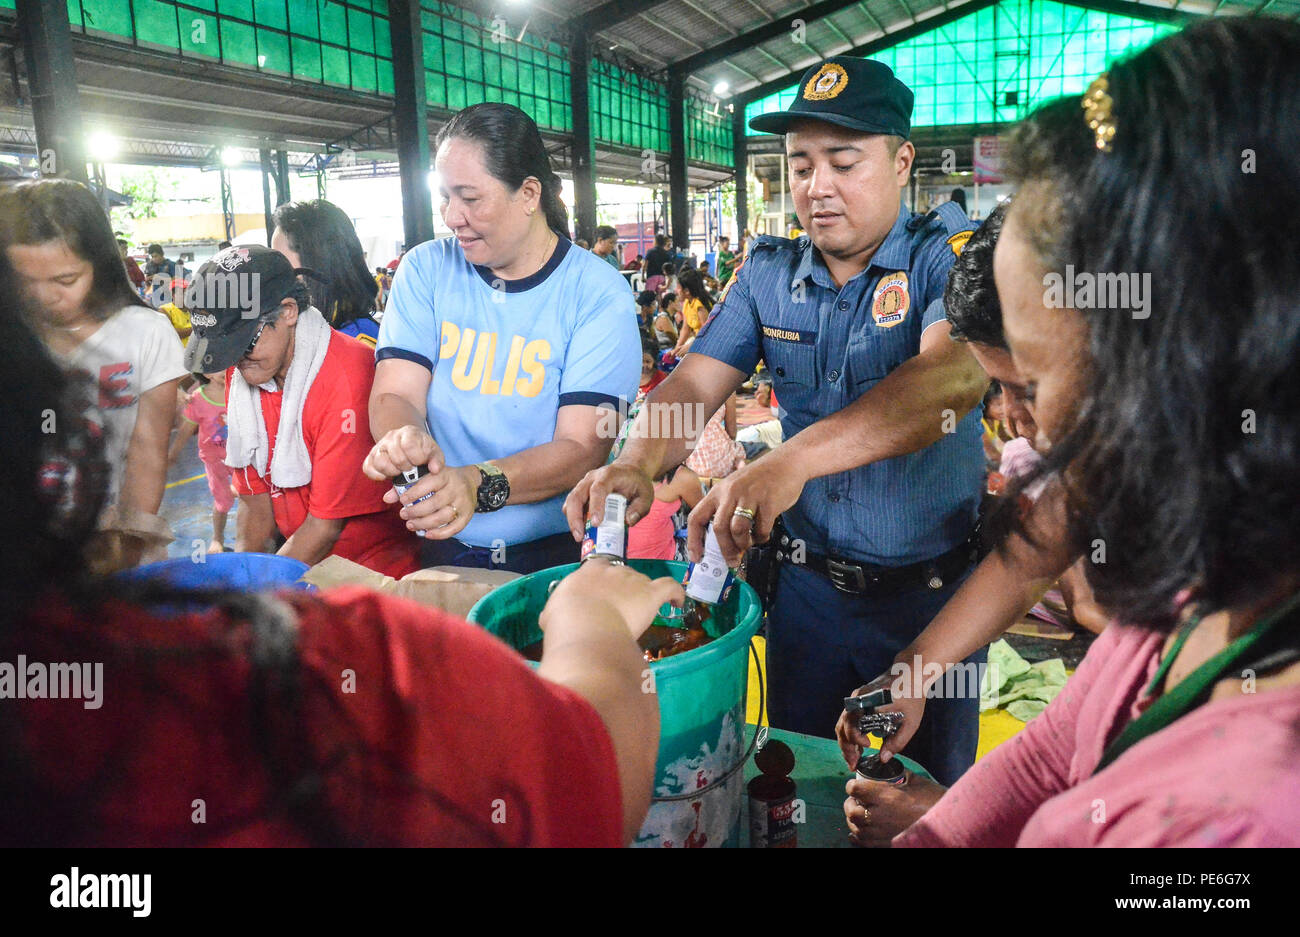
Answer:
(776, 531, 979, 597)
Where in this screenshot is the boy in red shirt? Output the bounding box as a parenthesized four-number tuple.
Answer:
(184, 246, 418, 577)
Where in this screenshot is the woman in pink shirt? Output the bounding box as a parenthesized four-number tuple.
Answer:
(626, 464, 702, 561)
(844, 18, 1300, 847)
(168, 370, 232, 552)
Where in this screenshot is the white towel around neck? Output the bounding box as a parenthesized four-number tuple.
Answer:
(224, 305, 332, 488)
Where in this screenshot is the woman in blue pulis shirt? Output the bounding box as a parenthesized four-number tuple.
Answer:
(364, 103, 641, 574)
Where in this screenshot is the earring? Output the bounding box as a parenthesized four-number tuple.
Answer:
(527, 207, 536, 216)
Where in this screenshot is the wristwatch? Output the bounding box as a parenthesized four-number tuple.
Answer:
(474, 462, 510, 513)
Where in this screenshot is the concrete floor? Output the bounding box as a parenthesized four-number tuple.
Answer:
(160, 434, 241, 558)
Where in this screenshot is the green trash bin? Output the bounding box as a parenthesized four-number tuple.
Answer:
(468, 559, 763, 848)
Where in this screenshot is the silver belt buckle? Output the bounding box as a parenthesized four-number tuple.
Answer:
(826, 558, 867, 594)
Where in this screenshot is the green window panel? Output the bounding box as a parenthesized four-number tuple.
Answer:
(377, 59, 395, 94)
(351, 50, 377, 91)
(348, 6, 374, 53)
(257, 27, 290, 74)
(447, 77, 467, 111)
(287, 0, 319, 38)
(322, 42, 350, 85)
(180, 12, 222, 59)
(80, 0, 133, 39)
(319, 1, 345, 44)
(135, 0, 180, 49)
(221, 18, 257, 67)
(253, 0, 287, 30)
(220, 0, 254, 22)
(187, 0, 218, 11)
(374, 16, 391, 57)
(747, 0, 1176, 134)
(292, 35, 323, 80)
(425, 35, 444, 70)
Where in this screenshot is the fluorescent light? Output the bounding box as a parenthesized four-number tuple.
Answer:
(87, 131, 120, 161)
(221, 147, 242, 167)
(712, 81, 730, 96)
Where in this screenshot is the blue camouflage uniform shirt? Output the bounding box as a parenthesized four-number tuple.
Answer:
(689, 200, 984, 566)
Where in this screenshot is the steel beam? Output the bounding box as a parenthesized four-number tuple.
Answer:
(389, 0, 434, 249)
(15, 0, 87, 181)
(668, 73, 691, 254)
(569, 30, 598, 244)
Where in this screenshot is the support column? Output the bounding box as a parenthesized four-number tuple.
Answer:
(17, 0, 87, 182)
(568, 30, 596, 245)
(389, 0, 434, 249)
(732, 103, 747, 242)
(260, 148, 275, 247)
(667, 74, 689, 258)
(219, 167, 236, 241)
(273, 150, 291, 206)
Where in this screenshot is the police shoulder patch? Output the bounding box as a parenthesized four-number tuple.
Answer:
(947, 230, 973, 256)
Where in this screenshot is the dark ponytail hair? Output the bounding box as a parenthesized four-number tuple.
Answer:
(0, 179, 145, 320)
(434, 103, 570, 238)
(676, 268, 714, 313)
(271, 199, 377, 329)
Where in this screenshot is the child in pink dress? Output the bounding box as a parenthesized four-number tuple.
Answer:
(168, 370, 233, 552)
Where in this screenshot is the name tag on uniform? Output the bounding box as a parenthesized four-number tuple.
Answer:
(761, 324, 816, 344)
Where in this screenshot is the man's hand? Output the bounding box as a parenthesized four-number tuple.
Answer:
(843, 773, 946, 847)
(363, 424, 443, 483)
(836, 672, 927, 769)
(542, 558, 685, 641)
(685, 453, 808, 566)
(563, 463, 656, 540)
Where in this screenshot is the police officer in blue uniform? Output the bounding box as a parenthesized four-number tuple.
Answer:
(565, 57, 990, 786)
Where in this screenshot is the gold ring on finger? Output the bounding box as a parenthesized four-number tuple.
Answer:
(733, 506, 756, 523)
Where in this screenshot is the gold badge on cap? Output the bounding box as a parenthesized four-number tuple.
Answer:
(803, 63, 849, 102)
(947, 231, 973, 256)
(871, 272, 910, 329)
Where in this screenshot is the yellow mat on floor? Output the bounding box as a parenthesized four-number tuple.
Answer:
(745, 635, 1031, 761)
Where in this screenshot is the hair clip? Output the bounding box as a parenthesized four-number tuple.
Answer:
(1082, 74, 1116, 153)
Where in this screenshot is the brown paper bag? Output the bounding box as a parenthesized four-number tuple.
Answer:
(88, 505, 176, 576)
(302, 556, 519, 619)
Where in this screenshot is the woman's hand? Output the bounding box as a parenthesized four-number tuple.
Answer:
(363, 424, 443, 483)
(542, 558, 685, 641)
(836, 671, 928, 769)
(843, 772, 946, 847)
(398, 464, 479, 540)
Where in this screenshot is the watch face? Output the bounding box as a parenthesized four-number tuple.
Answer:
(478, 472, 510, 512)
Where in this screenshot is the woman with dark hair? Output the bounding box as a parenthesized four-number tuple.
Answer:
(652, 291, 679, 351)
(271, 199, 382, 347)
(670, 266, 714, 358)
(0, 179, 186, 570)
(367, 102, 640, 573)
(844, 17, 1300, 847)
(0, 269, 679, 845)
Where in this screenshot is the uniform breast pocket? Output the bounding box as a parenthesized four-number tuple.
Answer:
(848, 324, 916, 386)
(767, 342, 818, 389)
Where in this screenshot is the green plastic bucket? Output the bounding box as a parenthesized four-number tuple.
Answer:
(467, 559, 763, 848)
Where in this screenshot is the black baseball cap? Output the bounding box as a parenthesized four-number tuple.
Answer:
(748, 56, 913, 139)
(183, 245, 301, 372)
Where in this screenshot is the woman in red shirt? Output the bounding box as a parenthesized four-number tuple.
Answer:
(0, 283, 680, 847)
